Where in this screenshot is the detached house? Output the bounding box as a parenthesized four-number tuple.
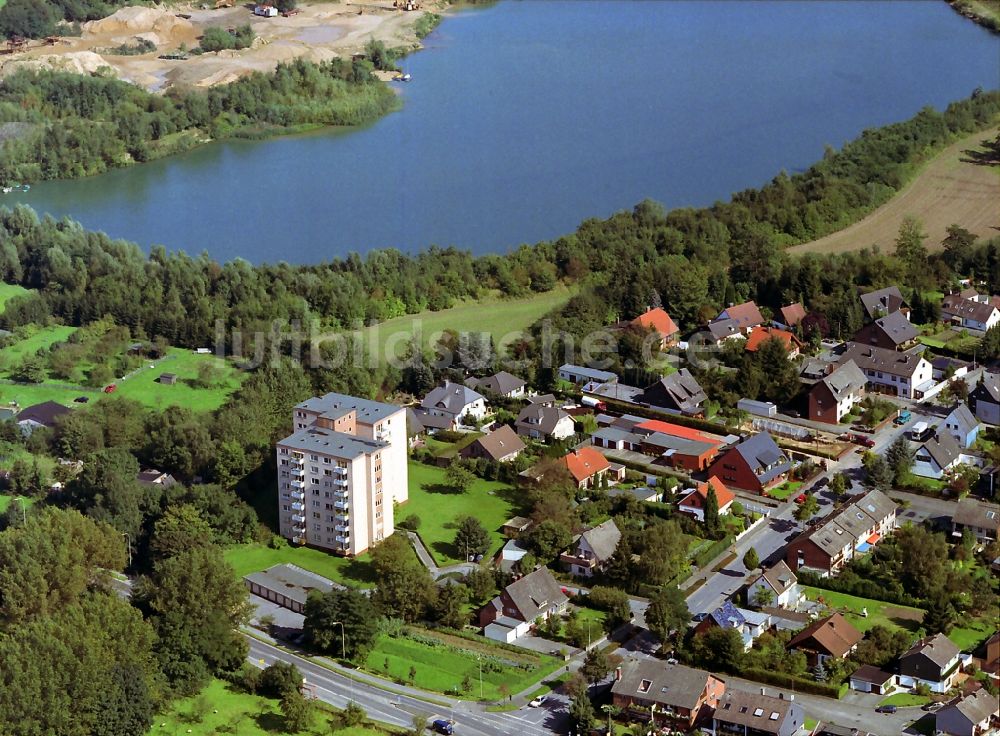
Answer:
(808, 360, 866, 424)
(935, 688, 999, 736)
(694, 600, 769, 651)
(418, 381, 487, 429)
(708, 432, 791, 495)
(942, 292, 1000, 332)
(560, 519, 621, 577)
(678, 477, 735, 523)
(642, 369, 708, 416)
(786, 613, 862, 666)
(745, 326, 803, 358)
(558, 364, 617, 385)
(943, 403, 981, 449)
(852, 310, 919, 351)
(16, 401, 71, 435)
(460, 425, 525, 463)
(561, 447, 612, 489)
(631, 307, 680, 349)
(479, 567, 568, 643)
(969, 373, 1000, 425)
(747, 561, 802, 609)
(515, 403, 575, 441)
(611, 659, 725, 732)
(913, 431, 963, 480)
(465, 371, 526, 399)
(715, 301, 765, 336)
(837, 342, 933, 400)
(860, 286, 908, 320)
(712, 689, 805, 736)
(785, 490, 897, 575)
(778, 302, 807, 329)
(898, 633, 963, 693)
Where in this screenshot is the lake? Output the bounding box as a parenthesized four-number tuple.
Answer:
(8, 0, 1000, 264)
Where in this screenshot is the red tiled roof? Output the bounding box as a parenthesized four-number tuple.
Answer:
(680, 477, 735, 510)
(721, 301, 764, 329)
(635, 419, 720, 446)
(632, 308, 679, 338)
(562, 447, 610, 484)
(745, 326, 802, 353)
(780, 303, 807, 327)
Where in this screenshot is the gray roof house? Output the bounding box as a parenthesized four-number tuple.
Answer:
(747, 560, 801, 609)
(935, 688, 999, 736)
(942, 403, 981, 449)
(708, 431, 792, 493)
(479, 567, 569, 640)
(560, 519, 621, 577)
(808, 359, 866, 423)
(913, 431, 964, 480)
(641, 368, 707, 416)
(852, 310, 918, 350)
(461, 424, 526, 463)
(418, 381, 487, 428)
(611, 659, 724, 730)
(712, 689, 805, 736)
(951, 498, 1000, 543)
(16, 401, 71, 434)
(515, 403, 576, 441)
(969, 373, 1000, 425)
(860, 286, 907, 320)
(466, 371, 527, 398)
(898, 633, 963, 693)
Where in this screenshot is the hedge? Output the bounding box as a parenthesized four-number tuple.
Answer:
(796, 570, 921, 608)
(692, 535, 734, 569)
(740, 668, 845, 698)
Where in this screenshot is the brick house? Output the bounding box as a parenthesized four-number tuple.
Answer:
(852, 310, 919, 351)
(708, 432, 791, 494)
(808, 360, 866, 424)
(611, 659, 725, 732)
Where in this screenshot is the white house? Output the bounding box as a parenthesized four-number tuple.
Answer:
(912, 432, 964, 480)
(837, 343, 933, 400)
(677, 478, 735, 523)
(419, 381, 487, 427)
(560, 519, 621, 577)
(941, 293, 1000, 332)
(747, 560, 803, 609)
(898, 634, 963, 694)
(515, 403, 576, 440)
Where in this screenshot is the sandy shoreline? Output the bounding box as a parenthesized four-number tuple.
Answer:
(0, 1, 450, 93)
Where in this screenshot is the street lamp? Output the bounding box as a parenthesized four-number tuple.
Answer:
(331, 621, 353, 703)
(475, 654, 483, 699)
(122, 532, 132, 568)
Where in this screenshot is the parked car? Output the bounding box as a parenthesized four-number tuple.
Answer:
(794, 493, 807, 504)
(74, 396, 89, 403)
(431, 719, 454, 735)
(922, 702, 944, 713)
(103, 384, 117, 394)
(528, 696, 547, 707)
(848, 433, 875, 448)
(875, 705, 897, 714)
(894, 410, 912, 425)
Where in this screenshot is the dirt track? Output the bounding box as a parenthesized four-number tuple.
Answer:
(789, 127, 1000, 255)
(0, 1, 443, 92)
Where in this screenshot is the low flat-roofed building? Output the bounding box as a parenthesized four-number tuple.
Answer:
(243, 563, 342, 614)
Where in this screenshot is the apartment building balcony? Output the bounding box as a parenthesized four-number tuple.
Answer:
(333, 477, 348, 488)
(288, 487, 304, 500)
(291, 514, 306, 524)
(289, 479, 305, 490)
(335, 523, 350, 532)
(334, 466, 347, 477)
(290, 467, 305, 478)
(334, 501, 349, 510)
(376, 429, 389, 442)
(333, 489, 348, 500)
(336, 533, 350, 543)
(291, 455, 304, 466)
(291, 536, 306, 545)
(290, 501, 304, 512)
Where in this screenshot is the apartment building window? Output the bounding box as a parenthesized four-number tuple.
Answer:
(324, 491, 332, 499)
(312, 500, 320, 508)
(337, 461, 347, 469)
(280, 459, 288, 466)
(310, 454, 318, 461)
(312, 512, 320, 519)
(311, 478, 319, 485)
(311, 466, 319, 473)
(313, 523, 320, 531)
(324, 469, 333, 476)
(279, 448, 288, 455)
(325, 503, 333, 511)
(323, 457, 331, 464)
(280, 471, 288, 478)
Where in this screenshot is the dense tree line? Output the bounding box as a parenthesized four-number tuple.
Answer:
(0, 57, 397, 182)
(0, 0, 125, 39)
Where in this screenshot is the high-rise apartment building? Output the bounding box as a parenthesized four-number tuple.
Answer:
(276, 393, 407, 556)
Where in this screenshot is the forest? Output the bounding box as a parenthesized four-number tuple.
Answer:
(0, 57, 398, 182)
(0, 0, 126, 39)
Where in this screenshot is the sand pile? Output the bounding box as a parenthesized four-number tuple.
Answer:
(0, 51, 118, 79)
(83, 7, 194, 47)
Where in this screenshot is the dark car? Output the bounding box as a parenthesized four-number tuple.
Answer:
(875, 704, 897, 714)
(73, 396, 90, 403)
(431, 719, 454, 735)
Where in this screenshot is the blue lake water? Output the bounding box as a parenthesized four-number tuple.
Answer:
(9, 0, 1000, 263)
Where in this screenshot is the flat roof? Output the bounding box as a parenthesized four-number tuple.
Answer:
(297, 392, 401, 423)
(244, 563, 341, 605)
(278, 426, 387, 459)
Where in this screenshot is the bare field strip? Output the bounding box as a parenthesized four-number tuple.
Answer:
(790, 128, 1000, 255)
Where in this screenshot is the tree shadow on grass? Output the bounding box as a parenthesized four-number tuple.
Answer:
(423, 482, 463, 495)
(342, 557, 377, 585)
(959, 137, 1000, 167)
(253, 711, 286, 733)
(888, 615, 924, 633)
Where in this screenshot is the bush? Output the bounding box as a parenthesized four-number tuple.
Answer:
(200, 25, 255, 53)
(258, 661, 302, 698)
(397, 514, 421, 531)
(741, 668, 844, 698)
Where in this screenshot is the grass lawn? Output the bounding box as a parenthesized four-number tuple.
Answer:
(768, 481, 803, 501)
(0, 282, 29, 313)
(358, 286, 575, 364)
(0, 493, 37, 515)
(400, 461, 527, 566)
(113, 348, 246, 413)
(879, 691, 931, 707)
(0, 442, 56, 477)
(898, 472, 947, 493)
(0, 325, 77, 365)
(0, 381, 89, 409)
(151, 677, 390, 736)
(224, 543, 376, 589)
(363, 629, 560, 700)
(802, 586, 925, 634)
(948, 616, 996, 651)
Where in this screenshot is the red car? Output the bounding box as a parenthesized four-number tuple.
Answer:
(104, 384, 117, 394)
(794, 493, 807, 504)
(848, 433, 875, 448)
